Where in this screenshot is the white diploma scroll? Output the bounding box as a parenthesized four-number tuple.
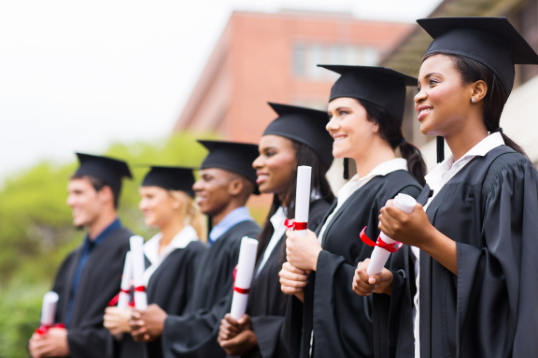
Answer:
(117, 251, 133, 310)
(40, 291, 59, 327)
(130, 235, 147, 310)
(295, 166, 312, 236)
(367, 193, 417, 276)
(230, 237, 259, 320)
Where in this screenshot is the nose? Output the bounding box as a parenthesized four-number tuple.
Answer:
(192, 179, 203, 192)
(252, 154, 263, 169)
(326, 116, 339, 132)
(415, 88, 427, 104)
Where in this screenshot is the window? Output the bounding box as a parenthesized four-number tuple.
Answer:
(293, 43, 379, 81)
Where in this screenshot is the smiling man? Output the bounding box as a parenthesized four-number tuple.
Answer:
(29, 153, 133, 358)
(129, 140, 261, 358)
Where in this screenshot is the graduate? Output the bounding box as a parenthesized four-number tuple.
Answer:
(129, 140, 261, 358)
(281, 66, 425, 358)
(353, 17, 538, 358)
(217, 103, 335, 358)
(28, 153, 133, 358)
(103, 166, 207, 358)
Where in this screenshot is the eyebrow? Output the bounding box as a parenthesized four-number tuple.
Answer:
(423, 72, 442, 80)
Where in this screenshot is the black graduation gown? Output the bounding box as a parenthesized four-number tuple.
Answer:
(50, 226, 132, 358)
(161, 220, 261, 358)
(285, 170, 422, 358)
(375, 146, 538, 358)
(243, 199, 332, 358)
(118, 241, 208, 358)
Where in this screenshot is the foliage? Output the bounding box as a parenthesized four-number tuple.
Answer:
(0, 131, 252, 356)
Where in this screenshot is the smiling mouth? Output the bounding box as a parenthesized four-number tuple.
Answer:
(417, 107, 432, 120)
(333, 136, 346, 142)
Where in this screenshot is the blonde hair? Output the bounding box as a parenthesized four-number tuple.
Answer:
(168, 190, 207, 242)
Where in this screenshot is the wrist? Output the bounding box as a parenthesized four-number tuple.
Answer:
(309, 248, 322, 271)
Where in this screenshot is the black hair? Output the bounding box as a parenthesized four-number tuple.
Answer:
(424, 52, 527, 157)
(359, 100, 427, 186)
(255, 142, 335, 265)
(71, 174, 121, 209)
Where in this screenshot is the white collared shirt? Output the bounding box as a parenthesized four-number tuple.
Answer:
(142, 225, 199, 286)
(256, 206, 287, 277)
(411, 132, 504, 358)
(317, 158, 408, 244)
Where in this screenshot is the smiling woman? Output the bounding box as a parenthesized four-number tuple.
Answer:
(359, 17, 538, 358)
(282, 65, 424, 358)
(217, 102, 334, 358)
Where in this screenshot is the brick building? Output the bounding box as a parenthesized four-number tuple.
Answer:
(173, 10, 413, 194)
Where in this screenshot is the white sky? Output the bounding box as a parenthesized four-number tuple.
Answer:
(0, 0, 442, 181)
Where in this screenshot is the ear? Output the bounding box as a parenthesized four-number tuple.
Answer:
(228, 178, 244, 197)
(98, 185, 114, 206)
(471, 80, 488, 103)
(170, 191, 183, 210)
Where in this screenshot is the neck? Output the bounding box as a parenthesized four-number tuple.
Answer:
(445, 118, 489, 161)
(87, 210, 118, 239)
(352, 140, 396, 178)
(211, 201, 244, 226)
(159, 217, 185, 251)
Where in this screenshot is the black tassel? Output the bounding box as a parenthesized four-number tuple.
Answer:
(436, 136, 445, 163)
(343, 158, 349, 180)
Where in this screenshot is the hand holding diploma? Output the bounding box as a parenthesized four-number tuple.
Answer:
(379, 195, 459, 275)
(365, 193, 417, 276)
(129, 304, 167, 343)
(230, 237, 258, 320)
(218, 313, 258, 356)
(352, 258, 394, 297)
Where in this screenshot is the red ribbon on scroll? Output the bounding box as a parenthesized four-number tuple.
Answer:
(360, 227, 402, 253)
(284, 219, 308, 231)
(35, 323, 66, 336)
(134, 286, 145, 292)
(232, 267, 250, 294)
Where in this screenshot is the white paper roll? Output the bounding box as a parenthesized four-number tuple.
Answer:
(367, 194, 417, 276)
(230, 237, 259, 319)
(295, 166, 312, 236)
(117, 251, 133, 310)
(130, 236, 147, 310)
(40, 291, 59, 327)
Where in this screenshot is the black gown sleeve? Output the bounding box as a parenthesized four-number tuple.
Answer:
(249, 200, 331, 358)
(456, 155, 538, 357)
(314, 185, 421, 358)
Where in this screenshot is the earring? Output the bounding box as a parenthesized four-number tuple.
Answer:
(471, 97, 476, 103)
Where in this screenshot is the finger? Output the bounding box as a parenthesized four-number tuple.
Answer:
(282, 262, 308, 275)
(223, 314, 239, 326)
(279, 277, 308, 288)
(279, 269, 308, 282)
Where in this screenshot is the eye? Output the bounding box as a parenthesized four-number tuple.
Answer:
(429, 78, 439, 86)
(339, 110, 349, 116)
(265, 150, 276, 157)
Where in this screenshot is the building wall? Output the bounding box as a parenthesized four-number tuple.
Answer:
(174, 11, 414, 142)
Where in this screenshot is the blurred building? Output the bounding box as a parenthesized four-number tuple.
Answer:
(173, 10, 413, 192)
(382, 0, 538, 170)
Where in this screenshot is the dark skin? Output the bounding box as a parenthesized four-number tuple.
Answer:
(353, 54, 489, 296)
(217, 135, 297, 356)
(129, 168, 254, 342)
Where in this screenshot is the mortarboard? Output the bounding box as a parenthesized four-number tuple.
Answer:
(264, 103, 334, 172)
(197, 140, 259, 194)
(318, 65, 417, 120)
(141, 166, 196, 198)
(418, 16, 538, 95)
(74, 153, 132, 191)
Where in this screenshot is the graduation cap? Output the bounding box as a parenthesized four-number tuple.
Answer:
(264, 103, 334, 172)
(418, 17, 538, 162)
(318, 65, 417, 120)
(418, 17, 538, 95)
(197, 140, 259, 194)
(141, 166, 196, 198)
(74, 153, 132, 191)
